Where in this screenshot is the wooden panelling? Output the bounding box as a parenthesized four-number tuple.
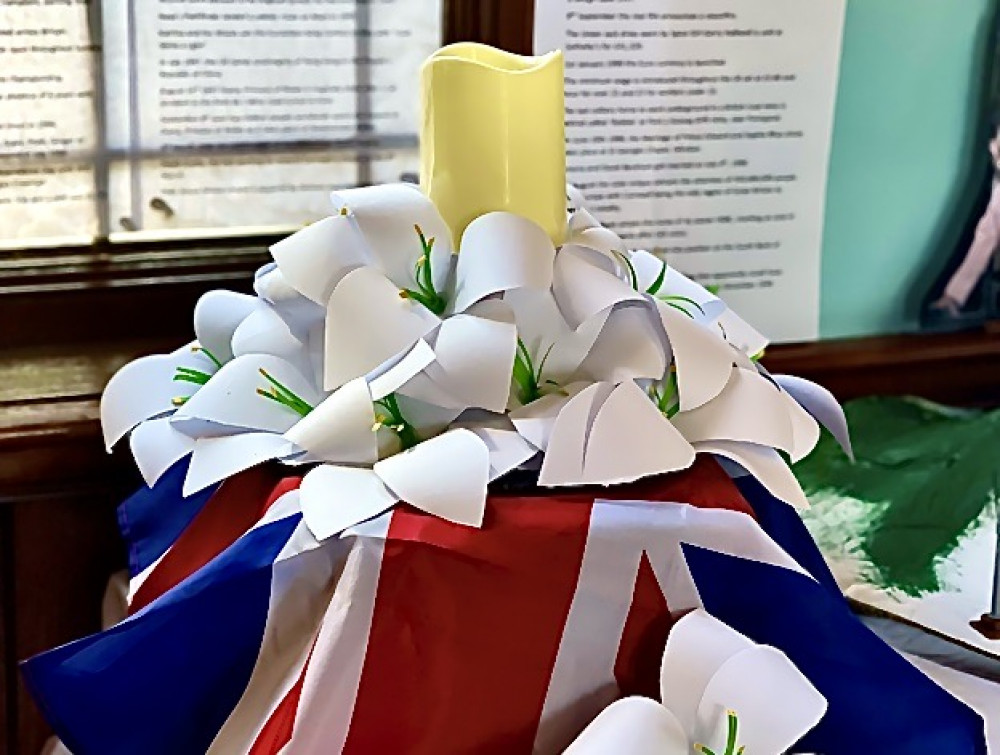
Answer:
(444, 0, 535, 53)
(764, 329, 1000, 408)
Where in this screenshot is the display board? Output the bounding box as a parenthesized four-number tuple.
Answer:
(536, 0, 847, 342)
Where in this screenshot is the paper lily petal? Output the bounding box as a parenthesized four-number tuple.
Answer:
(659, 609, 757, 739)
(193, 290, 258, 363)
(672, 368, 799, 457)
(374, 428, 490, 527)
(717, 309, 769, 357)
(129, 416, 196, 487)
(467, 426, 539, 480)
(367, 339, 437, 401)
(566, 185, 588, 215)
(284, 377, 378, 465)
(231, 302, 308, 365)
(300, 465, 400, 541)
(509, 392, 572, 452)
(413, 306, 518, 413)
(582, 381, 695, 484)
(772, 374, 853, 460)
(324, 266, 441, 390)
(253, 264, 327, 332)
(781, 384, 822, 463)
(393, 394, 465, 440)
(658, 265, 727, 325)
(577, 302, 667, 383)
(629, 250, 666, 292)
(696, 646, 826, 755)
(331, 183, 452, 291)
(563, 697, 689, 755)
(101, 342, 209, 450)
(537, 382, 614, 486)
(453, 212, 555, 313)
(269, 214, 370, 305)
(656, 300, 734, 412)
(174, 354, 322, 435)
(552, 244, 644, 329)
(567, 206, 602, 235)
(695, 439, 810, 509)
(183, 432, 298, 497)
(504, 288, 611, 385)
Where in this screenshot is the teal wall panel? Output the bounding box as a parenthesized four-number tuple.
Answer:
(821, 0, 996, 338)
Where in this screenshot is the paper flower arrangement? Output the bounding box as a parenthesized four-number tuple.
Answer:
(563, 609, 827, 755)
(101, 179, 851, 544)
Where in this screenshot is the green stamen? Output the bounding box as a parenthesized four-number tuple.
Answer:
(691, 710, 744, 755)
(192, 345, 224, 370)
(649, 366, 680, 418)
(660, 294, 706, 319)
(373, 392, 420, 450)
(646, 259, 668, 295)
(173, 366, 213, 385)
(513, 338, 558, 406)
(171, 345, 225, 391)
(399, 224, 448, 315)
(725, 711, 739, 755)
(257, 369, 314, 418)
(612, 249, 639, 290)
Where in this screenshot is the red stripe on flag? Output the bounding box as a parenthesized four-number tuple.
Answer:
(343, 496, 594, 754)
(342, 458, 752, 753)
(130, 466, 299, 614)
(614, 551, 673, 700)
(248, 640, 316, 755)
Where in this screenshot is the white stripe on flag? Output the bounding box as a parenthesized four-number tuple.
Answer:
(534, 501, 813, 752)
(127, 552, 165, 606)
(208, 503, 344, 754)
(284, 532, 388, 753)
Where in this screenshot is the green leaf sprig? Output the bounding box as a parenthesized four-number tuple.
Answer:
(373, 392, 420, 451)
(649, 366, 680, 419)
(398, 224, 448, 315)
(645, 260, 706, 320)
(171, 345, 224, 406)
(612, 249, 639, 290)
(256, 368, 314, 418)
(513, 338, 556, 406)
(695, 710, 745, 755)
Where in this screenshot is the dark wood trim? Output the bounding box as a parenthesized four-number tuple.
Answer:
(0, 244, 269, 350)
(444, 0, 535, 53)
(763, 328, 1000, 408)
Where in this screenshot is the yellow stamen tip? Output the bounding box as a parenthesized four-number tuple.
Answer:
(339, 206, 349, 216)
(172, 396, 186, 406)
(399, 290, 410, 299)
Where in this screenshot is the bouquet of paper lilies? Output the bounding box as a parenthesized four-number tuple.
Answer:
(103, 181, 849, 538)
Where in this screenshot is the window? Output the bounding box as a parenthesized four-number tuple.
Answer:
(0, 0, 442, 249)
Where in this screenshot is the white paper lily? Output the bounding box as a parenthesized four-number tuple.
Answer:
(102, 285, 266, 455)
(564, 609, 827, 755)
(299, 428, 492, 539)
(280, 184, 554, 392)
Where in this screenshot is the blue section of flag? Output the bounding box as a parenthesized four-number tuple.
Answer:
(684, 543, 988, 754)
(117, 457, 217, 577)
(734, 474, 841, 594)
(22, 514, 300, 755)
